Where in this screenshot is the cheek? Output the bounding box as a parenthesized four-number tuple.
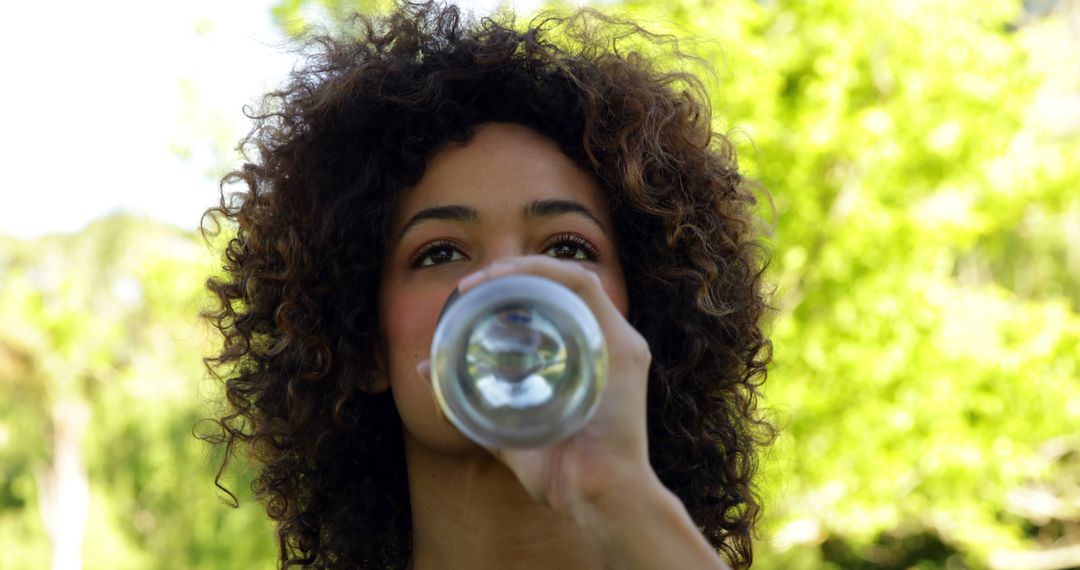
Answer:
(605, 281, 629, 317)
(382, 288, 439, 374)
(602, 265, 630, 318)
(381, 285, 480, 452)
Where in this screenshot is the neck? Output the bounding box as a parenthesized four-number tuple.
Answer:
(403, 431, 604, 570)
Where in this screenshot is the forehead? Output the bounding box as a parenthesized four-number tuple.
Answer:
(391, 122, 610, 227)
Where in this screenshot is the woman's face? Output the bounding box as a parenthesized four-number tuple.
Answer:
(378, 122, 628, 453)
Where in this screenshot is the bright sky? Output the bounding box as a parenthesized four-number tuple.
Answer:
(0, 0, 541, 239)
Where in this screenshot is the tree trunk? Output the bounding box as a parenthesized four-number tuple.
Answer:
(37, 400, 90, 570)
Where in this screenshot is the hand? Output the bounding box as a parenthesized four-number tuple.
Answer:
(416, 257, 733, 570)
(417, 254, 656, 514)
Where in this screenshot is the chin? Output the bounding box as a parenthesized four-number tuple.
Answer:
(391, 377, 487, 455)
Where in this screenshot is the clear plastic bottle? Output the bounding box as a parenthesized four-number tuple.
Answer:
(430, 274, 607, 448)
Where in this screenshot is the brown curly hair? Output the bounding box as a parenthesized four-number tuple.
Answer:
(201, 1, 775, 568)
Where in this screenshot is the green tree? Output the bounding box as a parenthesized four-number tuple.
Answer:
(604, 0, 1080, 567)
(0, 216, 275, 569)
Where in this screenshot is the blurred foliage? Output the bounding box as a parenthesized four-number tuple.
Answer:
(1, 0, 1077, 568)
(271, 0, 389, 35)
(0, 216, 275, 569)
(602, 0, 1080, 568)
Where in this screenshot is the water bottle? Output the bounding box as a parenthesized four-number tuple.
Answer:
(430, 274, 608, 448)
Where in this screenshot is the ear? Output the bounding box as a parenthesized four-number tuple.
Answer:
(364, 339, 392, 394)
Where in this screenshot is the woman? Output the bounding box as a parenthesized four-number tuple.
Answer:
(202, 1, 774, 568)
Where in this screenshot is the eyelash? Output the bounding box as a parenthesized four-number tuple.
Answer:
(408, 239, 464, 268)
(544, 233, 600, 261)
(407, 233, 600, 268)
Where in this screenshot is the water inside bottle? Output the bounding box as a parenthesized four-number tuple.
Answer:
(431, 274, 605, 448)
(465, 305, 567, 409)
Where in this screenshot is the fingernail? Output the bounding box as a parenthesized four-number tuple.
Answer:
(416, 359, 431, 377)
(459, 270, 485, 291)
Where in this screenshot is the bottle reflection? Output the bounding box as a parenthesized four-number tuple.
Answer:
(466, 306, 567, 408)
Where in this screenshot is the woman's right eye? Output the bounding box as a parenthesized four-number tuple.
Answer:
(409, 241, 467, 267)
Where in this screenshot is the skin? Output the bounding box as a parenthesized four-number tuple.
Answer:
(378, 122, 730, 570)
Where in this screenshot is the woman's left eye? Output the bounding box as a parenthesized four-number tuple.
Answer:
(542, 234, 599, 261)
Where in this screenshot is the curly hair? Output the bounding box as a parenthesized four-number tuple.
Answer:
(201, 1, 775, 568)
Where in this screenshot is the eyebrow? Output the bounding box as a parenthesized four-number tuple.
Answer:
(523, 199, 607, 232)
(396, 199, 607, 243)
(397, 205, 478, 242)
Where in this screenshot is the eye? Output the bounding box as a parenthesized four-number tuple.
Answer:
(542, 233, 599, 261)
(409, 240, 467, 267)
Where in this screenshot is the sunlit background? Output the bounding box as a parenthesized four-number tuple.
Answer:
(1, 0, 1078, 568)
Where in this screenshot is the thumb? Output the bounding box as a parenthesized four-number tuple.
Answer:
(417, 359, 503, 460)
(416, 358, 432, 380)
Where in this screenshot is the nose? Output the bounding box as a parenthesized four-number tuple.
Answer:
(478, 240, 530, 270)
(438, 242, 528, 321)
